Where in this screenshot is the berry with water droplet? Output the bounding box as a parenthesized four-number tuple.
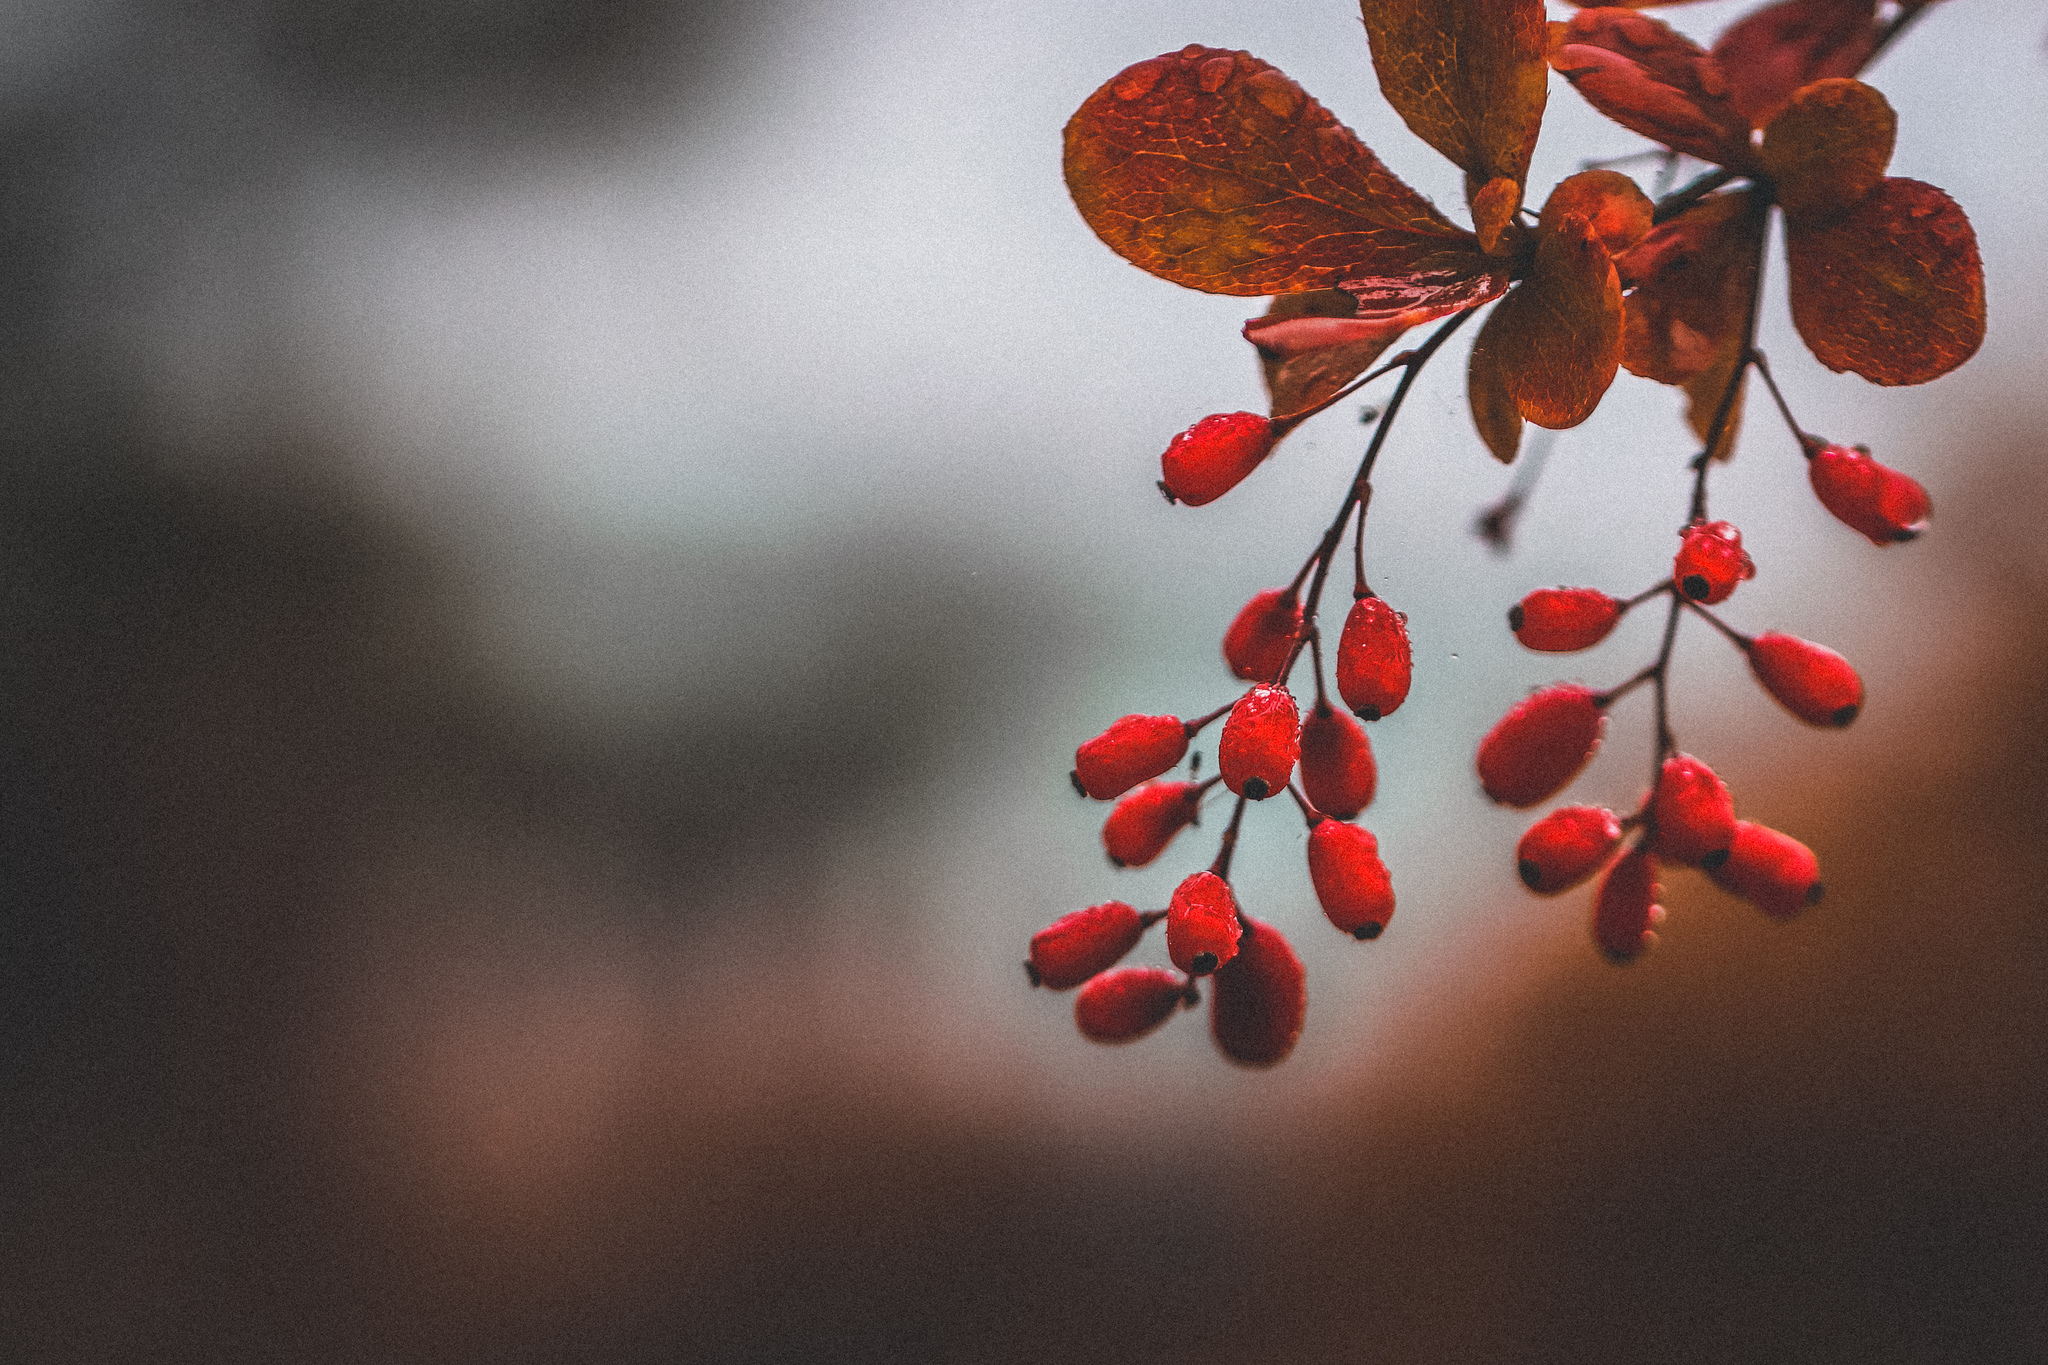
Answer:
(1748, 631, 1863, 727)
(1101, 780, 1203, 868)
(1808, 443, 1930, 545)
(1336, 595, 1412, 720)
(1159, 412, 1276, 506)
(1594, 846, 1663, 963)
(1509, 587, 1624, 652)
(1223, 587, 1303, 682)
(1298, 701, 1377, 818)
(1650, 753, 1737, 867)
(1219, 684, 1299, 800)
(1516, 805, 1623, 894)
(1673, 520, 1755, 604)
(1167, 869, 1242, 975)
(1211, 915, 1306, 1067)
(1476, 683, 1606, 807)
(1708, 820, 1823, 921)
(1026, 900, 1146, 990)
(1306, 818, 1395, 939)
(1073, 714, 1190, 800)
(1075, 967, 1193, 1043)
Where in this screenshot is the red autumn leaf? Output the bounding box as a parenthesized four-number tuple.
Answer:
(1712, 0, 1879, 127)
(1246, 291, 1411, 421)
(1360, 0, 1550, 200)
(1618, 188, 1766, 385)
(1541, 169, 1654, 257)
(1467, 310, 1524, 463)
(1483, 177, 1632, 430)
(1064, 46, 1499, 302)
(1758, 77, 1896, 223)
(1564, 1, 1717, 7)
(1786, 176, 1985, 386)
(1682, 332, 1748, 462)
(1550, 9, 1756, 169)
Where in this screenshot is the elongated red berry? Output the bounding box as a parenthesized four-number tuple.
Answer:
(1748, 632, 1863, 727)
(1336, 595, 1412, 720)
(1102, 781, 1202, 868)
(1673, 520, 1755, 604)
(1075, 967, 1192, 1043)
(1073, 714, 1189, 800)
(1708, 820, 1823, 921)
(1808, 443, 1930, 545)
(1650, 753, 1737, 867)
(1306, 819, 1394, 939)
(1476, 683, 1606, 808)
(1298, 702, 1376, 819)
(1224, 588, 1302, 682)
(1167, 870, 1242, 976)
(1516, 806, 1623, 895)
(1509, 588, 1623, 652)
(1218, 684, 1298, 800)
(1026, 900, 1145, 990)
(1211, 916, 1306, 1068)
(1159, 412, 1275, 506)
(1594, 846, 1663, 963)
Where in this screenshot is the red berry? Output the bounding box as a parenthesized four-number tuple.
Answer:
(1673, 520, 1755, 604)
(1223, 587, 1302, 683)
(1708, 820, 1823, 921)
(1808, 443, 1930, 545)
(1509, 587, 1623, 652)
(1298, 702, 1377, 819)
(1167, 870, 1242, 976)
(1594, 846, 1663, 963)
(1516, 806, 1623, 895)
(1335, 595, 1412, 720)
(1073, 714, 1189, 800)
(1476, 683, 1606, 808)
(1210, 916, 1306, 1067)
(1306, 819, 1395, 939)
(1075, 967, 1192, 1044)
(1159, 412, 1275, 506)
(1748, 631, 1863, 727)
(1026, 900, 1146, 990)
(1649, 753, 1737, 867)
(1218, 684, 1299, 800)
(1101, 781, 1203, 868)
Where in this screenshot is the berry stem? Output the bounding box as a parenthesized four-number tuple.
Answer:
(1621, 581, 1674, 612)
(1680, 596, 1753, 650)
(1184, 701, 1235, 737)
(1209, 793, 1251, 882)
(1139, 909, 1170, 930)
(1649, 593, 1683, 773)
(1749, 349, 1817, 453)
(1272, 350, 1414, 429)
(1285, 781, 1325, 828)
(1689, 197, 1772, 524)
(1307, 626, 1329, 708)
(1351, 489, 1372, 599)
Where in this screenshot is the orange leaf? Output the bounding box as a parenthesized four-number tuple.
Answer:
(1564, 1, 1717, 7)
(1246, 292, 1410, 421)
(1550, 10, 1755, 169)
(1759, 78, 1895, 223)
(1712, 0, 1879, 127)
(1490, 213, 1624, 429)
(1361, 0, 1549, 190)
(1617, 188, 1765, 385)
(1467, 307, 1525, 463)
(1063, 47, 1494, 298)
(1683, 345, 1746, 463)
(1469, 176, 1522, 256)
(1786, 177, 1985, 386)
(1540, 169, 1654, 257)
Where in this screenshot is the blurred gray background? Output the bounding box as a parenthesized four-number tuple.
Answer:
(3, 2, 2044, 1361)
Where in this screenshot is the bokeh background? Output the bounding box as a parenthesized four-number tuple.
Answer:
(4, 1, 2044, 1360)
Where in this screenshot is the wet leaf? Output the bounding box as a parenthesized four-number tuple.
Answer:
(1248, 291, 1411, 421)
(1467, 306, 1525, 462)
(1361, 0, 1550, 190)
(1617, 188, 1765, 385)
(1786, 177, 1985, 385)
(1712, 0, 1879, 127)
(1759, 78, 1895, 223)
(1064, 47, 1492, 297)
(1489, 213, 1624, 428)
(1540, 169, 1654, 257)
(1550, 9, 1755, 168)
(1339, 265, 1508, 322)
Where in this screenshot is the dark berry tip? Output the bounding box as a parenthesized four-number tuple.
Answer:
(1024, 961, 1042, 988)
(1069, 770, 1087, 797)
(1601, 947, 1640, 966)
(1507, 604, 1525, 632)
(1157, 479, 1179, 505)
(1891, 528, 1919, 543)
(1191, 952, 1219, 975)
(1242, 777, 1270, 799)
(1682, 574, 1710, 600)
(1518, 859, 1543, 891)
(1806, 882, 1826, 906)
(1700, 847, 1731, 871)
(1107, 855, 1126, 869)
(1356, 704, 1382, 722)
(1831, 704, 1860, 727)
(1352, 922, 1384, 941)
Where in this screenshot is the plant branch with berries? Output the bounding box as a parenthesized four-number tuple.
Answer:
(1025, 0, 1982, 1065)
